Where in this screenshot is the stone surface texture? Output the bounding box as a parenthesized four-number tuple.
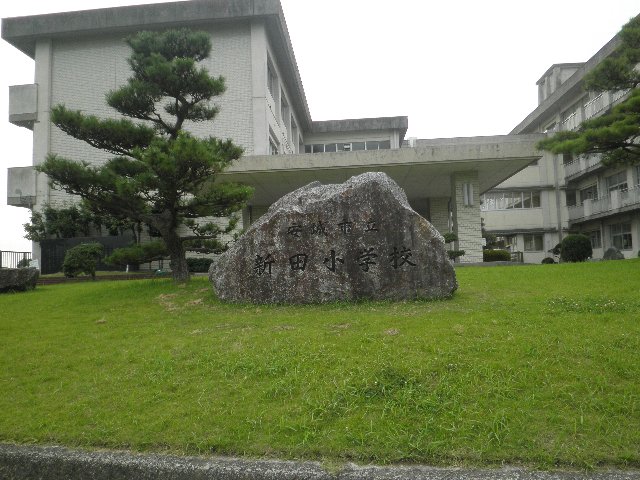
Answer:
(0, 268, 39, 293)
(211, 172, 457, 303)
(603, 247, 625, 260)
(2, 443, 640, 480)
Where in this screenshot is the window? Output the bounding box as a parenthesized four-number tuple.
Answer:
(524, 234, 544, 251)
(494, 235, 517, 249)
(291, 118, 299, 152)
(462, 183, 474, 206)
(610, 223, 632, 250)
(267, 60, 277, 99)
(324, 143, 337, 153)
(480, 191, 541, 211)
(562, 153, 573, 166)
(606, 171, 628, 193)
(304, 140, 391, 154)
(522, 191, 541, 208)
(280, 90, 289, 125)
(586, 230, 602, 248)
(269, 136, 279, 155)
(635, 165, 640, 186)
(579, 184, 598, 203)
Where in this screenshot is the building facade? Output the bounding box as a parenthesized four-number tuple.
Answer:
(3, 0, 542, 272)
(483, 33, 640, 262)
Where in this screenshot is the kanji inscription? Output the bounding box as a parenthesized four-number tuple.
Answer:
(211, 172, 458, 303)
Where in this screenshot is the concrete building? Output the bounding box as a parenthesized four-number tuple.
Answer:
(483, 33, 640, 262)
(2, 0, 542, 273)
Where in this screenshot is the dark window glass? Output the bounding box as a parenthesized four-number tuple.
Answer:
(324, 143, 337, 153)
(532, 191, 541, 207)
(379, 140, 391, 149)
(366, 141, 379, 150)
(352, 142, 365, 151)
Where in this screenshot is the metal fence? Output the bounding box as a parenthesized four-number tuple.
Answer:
(0, 250, 32, 269)
(39, 235, 137, 275)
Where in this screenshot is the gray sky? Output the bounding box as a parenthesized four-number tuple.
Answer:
(1, 0, 638, 252)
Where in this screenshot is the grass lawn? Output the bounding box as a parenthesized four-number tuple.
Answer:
(1, 260, 639, 469)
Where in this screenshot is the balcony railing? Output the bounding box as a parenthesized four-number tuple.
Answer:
(561, 90, 631, 133)
(561, 111, 581, 131)
(7, 166, 36, 208)
(611, 88, 630, 103)
(568, 185, 640, 222)
(0, 251, 32, 269)
(563, 155, 601, 179)
(583, 93, 606, 120)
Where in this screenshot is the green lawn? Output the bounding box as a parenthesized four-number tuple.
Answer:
(1, 260, 639, 469)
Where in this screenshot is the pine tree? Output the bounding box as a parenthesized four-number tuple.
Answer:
(37, 29, 253, 282)
(537, 16, 640, 166)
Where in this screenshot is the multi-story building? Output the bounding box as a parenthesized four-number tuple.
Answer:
(483, 32, 639, 262)
(3, 0, 544, 273)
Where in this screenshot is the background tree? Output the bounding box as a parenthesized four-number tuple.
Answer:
(24, 202, 139, 242)
(538, 16, 640, 166)
(37, 29, 253, 282)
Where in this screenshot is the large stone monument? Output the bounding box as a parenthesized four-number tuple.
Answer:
(210, 172, 457, 303)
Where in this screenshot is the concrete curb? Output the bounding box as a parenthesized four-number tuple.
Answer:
(1, 444, 640, 480)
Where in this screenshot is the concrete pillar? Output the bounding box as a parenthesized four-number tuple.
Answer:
(250, 20, 268, 156)
(429, 197, 450, 236)
(31, 39, 54, 265)
(451, 171, 483, 263)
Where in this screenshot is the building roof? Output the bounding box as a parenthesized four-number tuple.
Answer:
(311, 116, 408, 144)
(219, 134, 545, 205)
(535, 63, 585, 86)
(312, 116, 408, 134)
(510, 36, 621, 134)
(1, 0, 313, 130)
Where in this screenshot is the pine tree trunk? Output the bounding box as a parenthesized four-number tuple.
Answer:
(165, 235, 190, 283)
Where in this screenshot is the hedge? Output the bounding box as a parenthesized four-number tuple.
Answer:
(483, 249, 511, 262)
(187, 257, 214, 273)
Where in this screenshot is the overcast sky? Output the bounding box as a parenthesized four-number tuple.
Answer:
(1, 0, 638, 252)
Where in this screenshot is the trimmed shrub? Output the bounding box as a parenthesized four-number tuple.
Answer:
(483, 249, 511, 262)
(447, 250, 465, 261)
(443, 232, 458, 244)
(105, 240, 168, 267)
(560, 234, 592, 262)
(187, 257, 214, 273)
(62, 243, 104, 279)
(541, 257, 556, 264)
(16, 258, 31, 268)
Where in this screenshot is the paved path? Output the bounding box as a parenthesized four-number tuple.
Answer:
(1, 444, 639, 480)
